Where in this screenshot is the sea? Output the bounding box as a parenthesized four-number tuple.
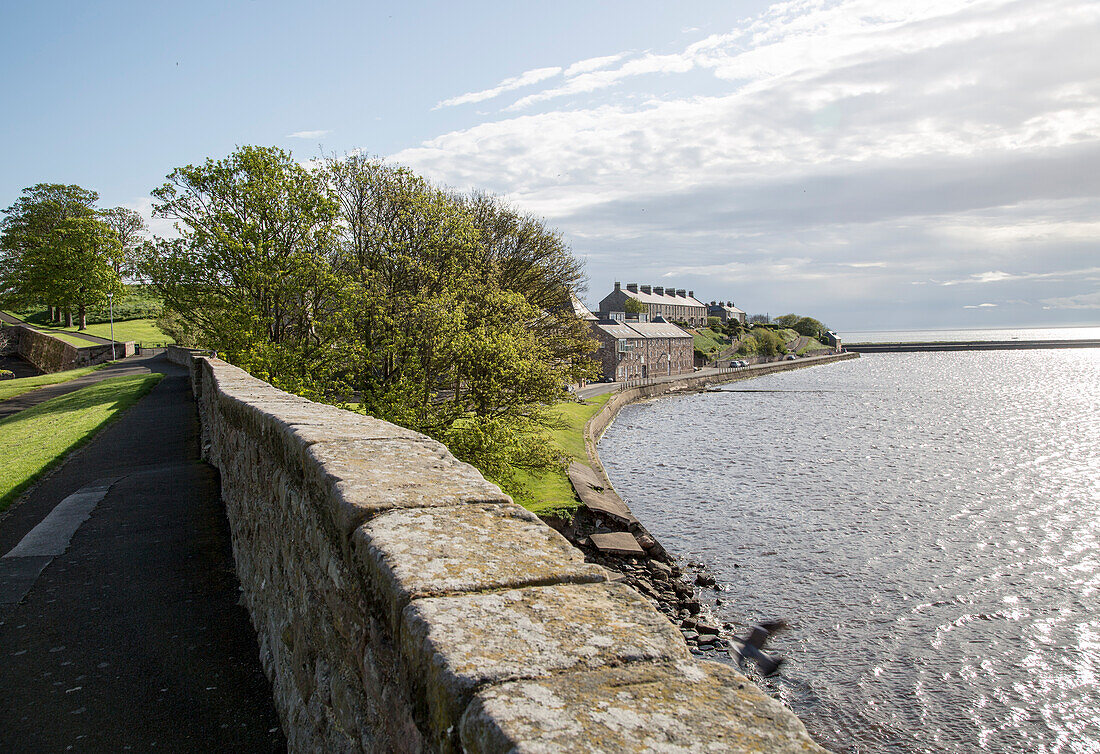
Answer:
(599, 328, 1100, 753)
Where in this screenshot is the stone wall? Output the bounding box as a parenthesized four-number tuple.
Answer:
(2, 324, 135, 373)
(182, 351, 825, 752)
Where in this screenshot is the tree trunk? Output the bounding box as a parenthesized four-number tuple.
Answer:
(78, 305, 87, 330)
(48, 305, 55, 322)
(64, 310, 73, 327)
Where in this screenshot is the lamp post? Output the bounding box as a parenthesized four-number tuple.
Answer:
(108, 292, 116, 360)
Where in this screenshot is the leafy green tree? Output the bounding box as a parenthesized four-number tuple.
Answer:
(324, 155, 595, 489)
(624, 297, 647, 315)
(774, 313, 828, 338)
(148, 146, 343, 394)
(38, 217, 123, 329)
(0, 183, 99, 322)
(99, 207, 147, 279)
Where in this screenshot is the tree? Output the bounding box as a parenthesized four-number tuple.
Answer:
(322, 155, 596, 490)
(624, 297, 647, 315)
(148, 145, 342, 393)
(0, 183, 99, 321)
(99, 207, 147, 279)
(38, 217, 122, 329)
(774, 313, 828, 338)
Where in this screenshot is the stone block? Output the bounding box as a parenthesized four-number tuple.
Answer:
(308, 439, 512, 541)
(401, 581, 689, 745)
(353, 503, 607, 631)
(589, 531, 646, 557)
(460, 660, 826, 753)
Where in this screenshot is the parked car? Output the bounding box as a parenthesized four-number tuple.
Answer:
(784, 353, 797, 360)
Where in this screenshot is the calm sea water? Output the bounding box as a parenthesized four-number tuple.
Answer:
(600, 350, 1100, 753)
(841, 326, 1100, 344)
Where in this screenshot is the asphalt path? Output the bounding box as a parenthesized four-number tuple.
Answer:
(0, 354, 285, 751)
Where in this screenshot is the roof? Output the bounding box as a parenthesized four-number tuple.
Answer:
(710, 303, 745, 315)
(622, 289, 707, 308)
(592, 321, 642, 339)
(570, 294, 598, 321)
(592, 319, 691, 340)
(625, 321, 692, 339)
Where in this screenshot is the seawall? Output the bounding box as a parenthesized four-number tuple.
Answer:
(166, 345, 825, 753)
(847, 339, 1100, 352)
(2, 324, 135, 373)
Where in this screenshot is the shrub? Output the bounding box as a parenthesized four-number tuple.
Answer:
(0, 369, 14, 380)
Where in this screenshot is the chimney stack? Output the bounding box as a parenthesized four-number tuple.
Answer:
(653, 286, 664, 296)
(688, 290, 694, 299)
(626, 283, 638, 293)
(614, 281, 621, 290)
(641, 284, 652, 294)
(677, 289, 687, 297)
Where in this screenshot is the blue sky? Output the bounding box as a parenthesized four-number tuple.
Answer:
(2, 0, 1098, 331)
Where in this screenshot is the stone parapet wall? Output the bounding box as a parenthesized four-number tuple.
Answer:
(2, 324, 135, 373)
(184, 352, 825, 752)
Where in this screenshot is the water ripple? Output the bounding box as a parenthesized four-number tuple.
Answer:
(600, 349, 1100, 753)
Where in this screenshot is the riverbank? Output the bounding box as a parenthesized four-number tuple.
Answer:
(548, 351, 858, 656)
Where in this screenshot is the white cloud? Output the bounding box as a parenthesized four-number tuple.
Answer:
(435, 66, 562, 109)
(286, 129, 332, 139)
(1041, 291, 1100, 309)
(394, 0, 1100, 328)
(564, 53, 627, 78)
(963, 302, 998, 308)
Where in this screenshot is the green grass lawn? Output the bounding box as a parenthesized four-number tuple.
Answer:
(796, 337, 831, 354)
(506, 393, 612, 517)
(0, 373, 163, 511)
(33, 318, 174, 345)
(0, 364, 107, 401)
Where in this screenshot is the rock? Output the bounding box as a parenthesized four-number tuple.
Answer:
(696, 622, 720, 636)
(695, 573, 716, 587)
(680, 630, 699, 642)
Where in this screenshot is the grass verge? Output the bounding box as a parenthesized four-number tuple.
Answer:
(0, 364, 108, 401)
(507, 392, 612, 517)
(0, 373, 163, 511)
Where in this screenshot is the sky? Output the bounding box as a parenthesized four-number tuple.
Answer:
(2, 0, 1098, 331)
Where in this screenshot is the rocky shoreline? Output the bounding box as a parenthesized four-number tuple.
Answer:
(546, 507, 742, 660)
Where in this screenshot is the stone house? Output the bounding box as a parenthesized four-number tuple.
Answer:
(598, 282, 708, 327)
(708, 301, 746, 325)
(589, 316, 695, 382)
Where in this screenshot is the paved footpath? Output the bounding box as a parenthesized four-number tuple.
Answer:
(0, 354, 285, 751)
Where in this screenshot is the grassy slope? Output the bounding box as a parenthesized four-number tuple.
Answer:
(28, 318, 173, 345)
(691, 327, 732, 358)
(507, 393, 612, 517)
(0, 373, 163, 511)
(0, 364, 107, 401)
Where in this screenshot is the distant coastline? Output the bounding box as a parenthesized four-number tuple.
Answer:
(841, 325, 1100, 345)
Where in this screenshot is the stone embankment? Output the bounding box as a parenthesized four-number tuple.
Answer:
(1, 324, 134, 373)
(166, 345, 824, 753)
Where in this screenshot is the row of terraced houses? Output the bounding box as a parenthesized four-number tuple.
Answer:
(575, 282, 747, 382)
